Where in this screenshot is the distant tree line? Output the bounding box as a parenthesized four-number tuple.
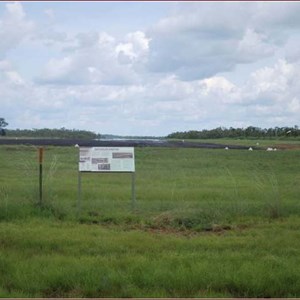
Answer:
(6, 128, 100, 139)
(167, 126, 300, 139)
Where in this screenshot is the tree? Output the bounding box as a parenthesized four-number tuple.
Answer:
(0, 118, 8, 136)
(0, 118, 8, 128)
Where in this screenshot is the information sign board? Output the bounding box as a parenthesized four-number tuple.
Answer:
(79, 147, 135, 172)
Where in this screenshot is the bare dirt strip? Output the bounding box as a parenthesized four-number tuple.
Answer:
(274, 143, 300, 150)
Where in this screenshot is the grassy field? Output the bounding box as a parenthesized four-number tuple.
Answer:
(0, 143, 300, 297)
(168, 137, 300, 148)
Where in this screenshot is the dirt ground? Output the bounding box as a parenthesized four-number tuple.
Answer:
(275, 143, 300, 150)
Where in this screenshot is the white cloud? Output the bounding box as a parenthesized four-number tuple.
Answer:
(38, 31, 145, 85)
(0, 2, 34, 58)
(237, 28, 276, 62)
(253, 2, 300, 30)
(41, 56, 74, 82)
(6, 2, 25, 20)
(287, 98, 300, 113)
(147, 2, 300, 80)
(0, 59, 12, 71)
(44, 9, 55, 20)
(247, 59, 296, 96)
(201, 76, 237, 94)
(5, 71, 25, 85)
(116, 31, 150, 63)
(0, 59, 26, 86)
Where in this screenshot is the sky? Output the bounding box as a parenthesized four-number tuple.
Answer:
(0, 1, 300, 136)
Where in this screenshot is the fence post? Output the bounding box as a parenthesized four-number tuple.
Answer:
(38, 147, 44, 207)
(77, 171, 82, 219)
(131, 172, 136, 210)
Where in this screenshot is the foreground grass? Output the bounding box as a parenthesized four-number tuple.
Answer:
(1, 217, 300, 297)
(0, 143, 300, 297)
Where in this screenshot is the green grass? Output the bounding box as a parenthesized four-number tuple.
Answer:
(169, 137, 300, 148)
(0, 218, 300, 297)
(0, 144, 300, 297)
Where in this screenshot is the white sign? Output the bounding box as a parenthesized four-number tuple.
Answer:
(79, 147, 135, 172)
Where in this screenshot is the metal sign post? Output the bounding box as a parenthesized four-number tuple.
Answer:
(77, 147, 136, 218)
(131, 172, 136, 210)
(38, 147, 44, 207)
(77, 170, 82, 218)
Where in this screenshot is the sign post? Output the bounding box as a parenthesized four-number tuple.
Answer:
(77, 170, 82, 218)
(77, 147, 136, 217)
(132, 172, 136, 210)
(38, 147, 44, 207)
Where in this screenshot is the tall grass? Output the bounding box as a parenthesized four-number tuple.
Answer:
(1, 145, 299, 226)
(0, 144, 300, 297)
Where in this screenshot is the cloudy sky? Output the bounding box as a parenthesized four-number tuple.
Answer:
(1, 2, 300, 136)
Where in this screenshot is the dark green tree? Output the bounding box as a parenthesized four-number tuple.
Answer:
(0, 118, 8, 128)
(0, 118, 8, 136)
